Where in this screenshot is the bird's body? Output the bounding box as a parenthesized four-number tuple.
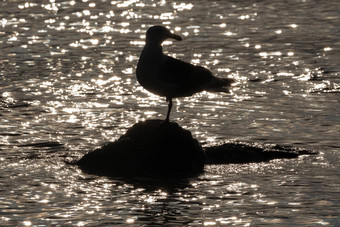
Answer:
(136, 26, 234, 122)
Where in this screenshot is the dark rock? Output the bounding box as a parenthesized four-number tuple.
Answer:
(18, 141, 63, 148)
(73, 120, 318, 178)
(75, 120, 206, 177)
(204, 142, 317, 164)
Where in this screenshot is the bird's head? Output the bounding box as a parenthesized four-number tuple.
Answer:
(145, 26, 182, 45)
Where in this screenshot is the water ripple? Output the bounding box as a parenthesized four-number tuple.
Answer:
(1, 0, 339, 226)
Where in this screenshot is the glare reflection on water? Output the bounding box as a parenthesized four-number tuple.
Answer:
(1, 0, 340, 225)
(1, 155, 339, 225)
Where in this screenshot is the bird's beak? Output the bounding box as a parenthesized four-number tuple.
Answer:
(169, 33, 182, 41)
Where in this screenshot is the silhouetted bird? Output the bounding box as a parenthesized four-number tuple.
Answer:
(136, 25, 234, 122)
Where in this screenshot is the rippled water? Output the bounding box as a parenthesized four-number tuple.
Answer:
(1, 0, 339, 226)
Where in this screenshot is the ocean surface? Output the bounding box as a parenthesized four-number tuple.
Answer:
(1, 0, 339, 225)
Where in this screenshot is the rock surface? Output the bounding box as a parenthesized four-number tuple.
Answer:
(204, 142, 317, 164)
(74, 120, 318, 178)
(75, 120, 206, 177)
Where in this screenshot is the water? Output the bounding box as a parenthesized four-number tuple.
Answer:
(1, 0, 339, 225)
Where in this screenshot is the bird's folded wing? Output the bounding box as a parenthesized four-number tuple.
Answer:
(158, 56, 213, 87)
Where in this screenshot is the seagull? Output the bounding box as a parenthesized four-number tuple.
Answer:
(136, 25, 234, 122)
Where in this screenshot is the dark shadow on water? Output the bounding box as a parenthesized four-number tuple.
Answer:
(77, 172, 193, 192)
(112, 176, 193, 192)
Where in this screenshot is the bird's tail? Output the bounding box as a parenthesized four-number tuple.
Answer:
(205, 77, 235, 92)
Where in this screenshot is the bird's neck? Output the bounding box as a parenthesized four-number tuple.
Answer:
(137, 43, 164, 76)
(145, 41, 163, 50)
(141, 43, 163, 59)
(145, 36, 164, 46)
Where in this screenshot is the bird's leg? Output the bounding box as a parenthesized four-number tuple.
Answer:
(165, 98, 172, 122)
